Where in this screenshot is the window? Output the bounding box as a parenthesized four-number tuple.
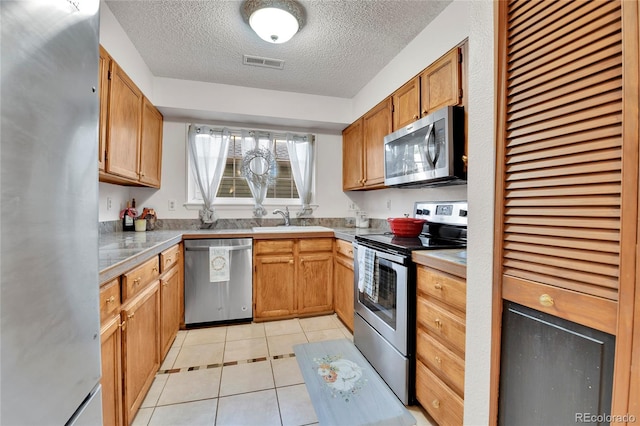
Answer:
(187, 128, 304, 206)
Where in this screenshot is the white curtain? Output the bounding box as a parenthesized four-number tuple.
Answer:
(188, 125, 230, 225)
(241, 130, 275, 217)
(286, 133, 315, 217)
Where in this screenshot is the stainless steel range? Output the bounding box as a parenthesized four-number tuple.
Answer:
(353, 200, 468, 404)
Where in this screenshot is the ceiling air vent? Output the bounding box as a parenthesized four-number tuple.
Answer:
(243, 55, 285, 70)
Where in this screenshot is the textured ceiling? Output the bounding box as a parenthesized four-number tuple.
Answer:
(104, 0, 452, 99)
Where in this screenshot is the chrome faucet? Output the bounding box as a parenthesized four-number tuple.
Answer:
(273, 206, 290, 226)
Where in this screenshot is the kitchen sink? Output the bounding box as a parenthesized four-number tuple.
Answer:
(252, 226, 333, 233)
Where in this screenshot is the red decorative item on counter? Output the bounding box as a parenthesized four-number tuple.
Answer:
(387, 215, 427, 237)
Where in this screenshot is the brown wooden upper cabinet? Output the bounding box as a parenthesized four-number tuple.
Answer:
(139, 98, 163, 188)
(343, 43, 465, 191)
(342, 118, 364, 190)
(392, 45, 462, 130)
(392, 77, 421, 130)
(99, 45, 163, 188)
(98, 45, 110, 172)
(420, 46, 462, 117)
(342, 97, 392, 191)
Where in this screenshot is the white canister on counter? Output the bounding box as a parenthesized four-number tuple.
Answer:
(356, 211, 369, 228)
(134, 219, 147, 232)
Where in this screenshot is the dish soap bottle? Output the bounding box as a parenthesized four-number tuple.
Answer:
(121, 201, 135, 231)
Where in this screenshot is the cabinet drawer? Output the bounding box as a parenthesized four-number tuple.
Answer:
(299, 238, 333, 252)
(335, 239, 354, 259)
(100, 278, 121, 323)
(160, 244, 181, 273)
(122, 256, 160, 301)
(416, 360, 464, 426)
(417, 266, 466, 313)
(254, 239, 294, 255)
(417, 297, 465, 355)
(416, 328, 465, 397)
(502, 275, 617, 335)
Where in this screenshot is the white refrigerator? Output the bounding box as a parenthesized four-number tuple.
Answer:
(1, 1, 103, 424)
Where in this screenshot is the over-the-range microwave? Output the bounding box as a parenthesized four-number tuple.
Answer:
(383, 105, 466, 188)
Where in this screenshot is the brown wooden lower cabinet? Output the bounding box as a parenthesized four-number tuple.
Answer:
(100, 314, 123, 426)
(160, 262, 181, 358)
(100, 242, 183, 426)
(122, 280, 160, 425)
(333, 239, 354, 330)
(298, 251, 333, 315)
(253, 237, 333, 321)
(416, 361, 464, 426)
(415, 261, 466, 425)
(254, 254, 296, 318)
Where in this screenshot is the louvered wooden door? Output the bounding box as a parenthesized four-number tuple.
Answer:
(494, 0, 640, 423)
(498, 0, 623, 330)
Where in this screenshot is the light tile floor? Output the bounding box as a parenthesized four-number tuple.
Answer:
(132, 314, 434, 426)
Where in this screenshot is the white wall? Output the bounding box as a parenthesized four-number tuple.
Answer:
(464, 0, 495, 424)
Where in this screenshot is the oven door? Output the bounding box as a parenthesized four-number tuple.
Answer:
(353, 243, 409, 355)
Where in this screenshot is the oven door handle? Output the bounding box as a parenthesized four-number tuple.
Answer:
(353, 242, 408, 265)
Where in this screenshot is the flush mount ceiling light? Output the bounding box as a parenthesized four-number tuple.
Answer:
(241, 0, 306, 44)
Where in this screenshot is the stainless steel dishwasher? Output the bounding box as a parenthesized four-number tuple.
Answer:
(184, 238, 253, 326)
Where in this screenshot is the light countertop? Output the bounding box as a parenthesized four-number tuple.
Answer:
(99, 227, 381, 284)
(412, 248, 467, 279)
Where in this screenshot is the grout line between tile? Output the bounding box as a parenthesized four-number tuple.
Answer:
(156, 353, 296, 375)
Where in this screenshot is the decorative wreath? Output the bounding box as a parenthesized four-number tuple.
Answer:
(241, 148, 277, 187)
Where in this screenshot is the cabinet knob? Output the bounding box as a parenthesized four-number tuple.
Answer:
(153, 266, 158, 273)
(422, 109, 427, 116)
(127, 312, 135, 319)
(462, 155, 468, 165)
(434, 283, 443, 290)
(162, 282, 168, 287)
(539, 293, 554, 307)
(435, 356, 442, 364)
(119, 320, 126, 331)
(106, 295, 115, 304)
(434, 318, 443, 329)
(413, 114, 419, 120)
(133, 277, 141, 286)
(432, 399, 440, 409)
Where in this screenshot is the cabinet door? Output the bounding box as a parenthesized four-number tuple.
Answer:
(254, 255, 296, 318)
(139, 97, 163, 188)
(333, 254, 354, 330)
(106, 61, 142, 181)
(298, 252, 333, 314)
(160, 266, 180, 359)
(416, 361, 464, 426)
(342, 118, 364, 190)
(122, 281, 160, 426)
(100, 315, 122, 426)
(362, 97, 392, 188)
(392, 77, 420, 130)
(98, 46, 110, 172)
(420, 47, 461, 116)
